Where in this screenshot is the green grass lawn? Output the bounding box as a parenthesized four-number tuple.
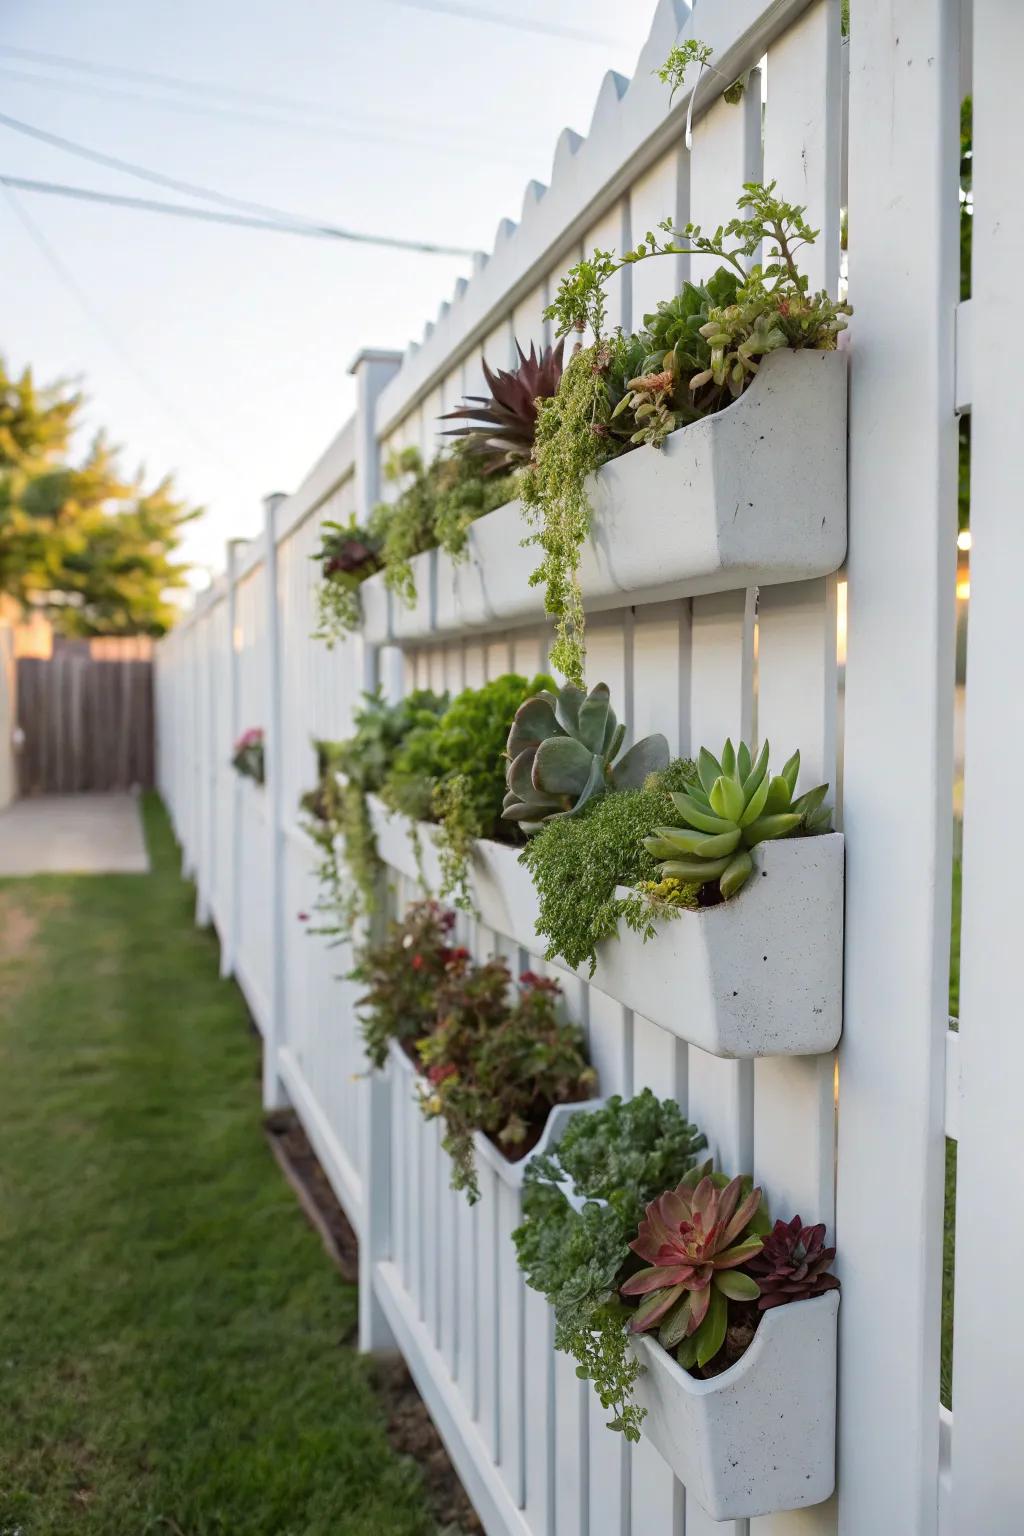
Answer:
(0, 794, 435, 1536)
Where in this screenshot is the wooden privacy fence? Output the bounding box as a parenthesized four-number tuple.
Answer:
(155, 0, 1022, 1531)
(17, 651, 154, 795)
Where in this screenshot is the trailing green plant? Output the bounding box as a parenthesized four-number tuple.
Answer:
(231, 727, 264, 785)
(368, 443, 519, 608)
(302, 690, 448, 935)
(503, 679, 669, 832)
(310, 515, 382, 645)
(514, 1091, 708, 1439)
(382, 672, 555, 910)
(440, 339, 565, 473)
(520, 333, 647, 685)
(349, 899, 470, 1069)
(336, 687, 449, 795)
(418, 964, 595, 1202)
(518, 758, 699, 974)
(621, 1169, 766, 1370)
(644, 738, 831, 899)
(529, 183, 851, 682)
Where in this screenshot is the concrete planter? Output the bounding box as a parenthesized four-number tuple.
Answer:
(389, 1037, 600, 1193)
(369, 798, 843, 1058)
(631, 1290, 840, 1521)
(366, 793, 444, 889)
(361, 349, 847, 646)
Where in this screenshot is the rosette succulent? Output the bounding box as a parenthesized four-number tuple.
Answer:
(621, 1167, 765, 1369)
(643, 738, 831, 898)
(440, 339, 565, 473)
(746, 1217, 839, 1310)
(502, 681, 670, 834)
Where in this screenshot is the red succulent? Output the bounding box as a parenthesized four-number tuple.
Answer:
(745, 1217, 839, 1310)
(439, 339, 565, 473)
(621, 1173, 764, 1361)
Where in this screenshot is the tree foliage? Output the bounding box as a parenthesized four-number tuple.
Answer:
(0, 357, 197, 635)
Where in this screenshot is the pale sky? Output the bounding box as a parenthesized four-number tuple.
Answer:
(0, 0, 661, 585)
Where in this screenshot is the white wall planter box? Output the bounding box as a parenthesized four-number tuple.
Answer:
(631, 1290, 839, 1521)
(360, 349, 847, 647)
(369, 795, 844, 1059)
(389, 1037, 600, 1190)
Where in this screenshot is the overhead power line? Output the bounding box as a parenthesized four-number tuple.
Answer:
(0, 63, 544, 165)
(0, 173, 475, 255)
(380, 0, 625, 44)
(1, 182, 225, 464)
(0, 113, 475, 254)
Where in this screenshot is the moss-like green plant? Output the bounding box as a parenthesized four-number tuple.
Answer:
(383, 673, 555, 910)
(518, 759, 699, 974)
(514, 1090, 708, 1440)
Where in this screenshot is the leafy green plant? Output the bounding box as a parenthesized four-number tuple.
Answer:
(518, 758, 699, 974)
(746, 1217, 840, 1310)
(303, 690, 448, 935)
(418, 965, 595, 1202)
(503, 680, 669, 832)
(514, 1090, 708, 1439)
(621, 1170, 765, 1370)
(545, 182, 851, 356)
(368, 444, 519, 608)
(520, 333, 647, 685)
(440, 340, 565, 473)
(231, 727, 264, 785)
(336, 688, 449, 795)
(349, 899, 469, 1070)
(645, 739, 831, 899)
(383, 672, 555, 910)
(311, 515, 382, 646)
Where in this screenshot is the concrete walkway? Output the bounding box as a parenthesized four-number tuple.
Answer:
(0, 794, 149, 876)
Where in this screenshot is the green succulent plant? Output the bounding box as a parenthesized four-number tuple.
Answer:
(643, 739, 831, 898)
(502, 681, 669, 834)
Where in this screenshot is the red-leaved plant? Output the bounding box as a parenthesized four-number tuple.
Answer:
(620, 1167, 838, 1374)
(746, 1217, 839, 1309)
(232, 727, 265, 785)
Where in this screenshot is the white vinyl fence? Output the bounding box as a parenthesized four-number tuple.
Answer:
(155, 0, 1022, 1531)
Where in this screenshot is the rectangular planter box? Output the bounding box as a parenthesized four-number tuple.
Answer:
(389, 1038, 601, 1193)
(368, 795, 844, 1058)
(361, 349, 847, 646)
(631, 1290, 840, 1521)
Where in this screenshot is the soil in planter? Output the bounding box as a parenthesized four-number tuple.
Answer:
(399, 1043, 592, 1168)
(266, 1109, 482, 1534)
(687, 1300, 761, 1380)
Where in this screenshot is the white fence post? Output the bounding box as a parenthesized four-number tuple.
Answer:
(220, 537, 245, 981)
(950, 3, 1024, 1525)
(836, 0, 961, 1531)
(350, 346, 402, 1355)
(262, 493, 289, 1111)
